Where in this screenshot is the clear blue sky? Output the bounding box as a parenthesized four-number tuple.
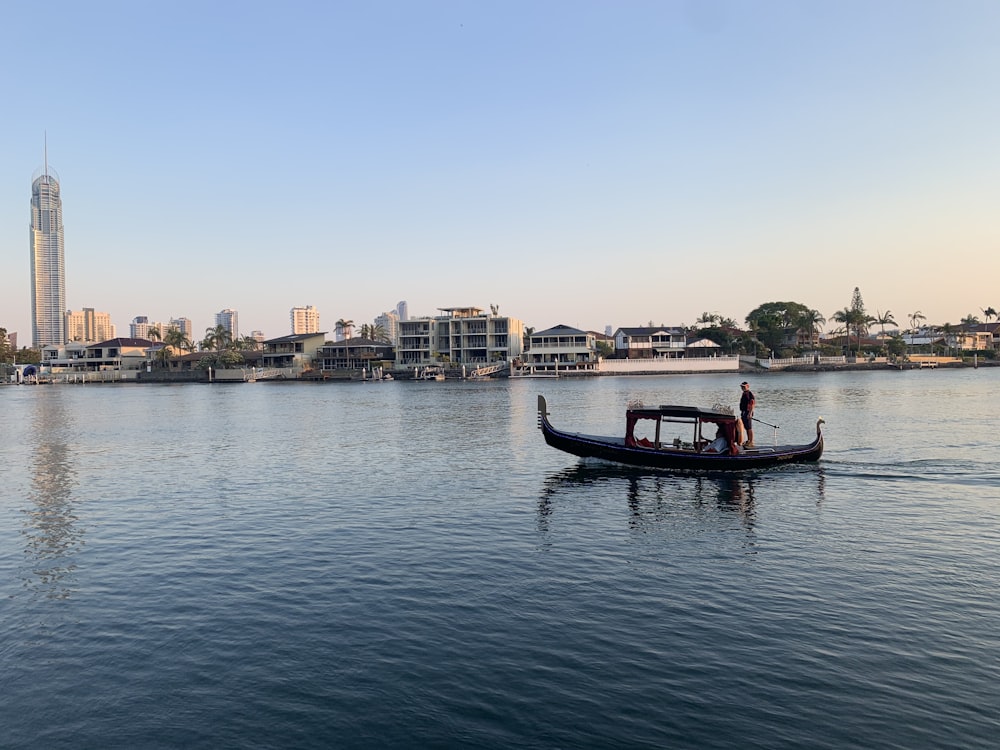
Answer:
(2, 0, 999, 342)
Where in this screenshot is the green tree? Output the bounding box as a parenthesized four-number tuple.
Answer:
(163, 327, 193, 357)
(796, 309, 826, 348)
(981, 306, 997, 323)
(336, 318, 354, 341)
(886, 332, 907, 358)
(202, 324, 232, 352)
(745, 301, 815, 354)
(831, 308, 855, 354)
(236, 335, 261, 351)
(358, 323, 390, 343)
(154, 344, 172, 368)
(17, 347, 42, 365)
(873, 309, 896, 338)
(0, 328, 11, 364)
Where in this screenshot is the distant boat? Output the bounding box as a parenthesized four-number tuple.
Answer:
(537, 395, 824, 471)
(417, 366, 446, 381)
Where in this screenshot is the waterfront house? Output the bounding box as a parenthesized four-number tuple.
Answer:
(520, 324, 599, 375)
(41, 338, 154, 374)
(317, 338, 395, 373)
(613, 327, 687, 359)
(262, 332, 327, 374)
(953, 323, 998, 351)
(684, 337, 724, 357)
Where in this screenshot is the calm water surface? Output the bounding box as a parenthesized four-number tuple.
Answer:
(2, 370, 999, 749)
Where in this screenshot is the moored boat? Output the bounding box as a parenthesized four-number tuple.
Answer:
(537, 395, 823, 471)
(417, 366, 446, 381)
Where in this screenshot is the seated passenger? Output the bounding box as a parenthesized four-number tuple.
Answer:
(704, 426, 729, 453)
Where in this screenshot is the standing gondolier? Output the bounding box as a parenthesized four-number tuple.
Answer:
(740, 381, 756, 448)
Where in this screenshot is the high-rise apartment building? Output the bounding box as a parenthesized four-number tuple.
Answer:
(130, 316, 151, 339)
(396, 300, 408, 322)
(169, 317, 193, 340)
(30, 161, 66, 347)
(215, 309, 239, 340)
(291, 305, 320, 334)
(65, 308, 115, 343)
(375, 310, 400, 344)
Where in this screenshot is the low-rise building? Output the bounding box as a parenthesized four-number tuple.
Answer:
(317, 338, 395, 372)
(262, 332, 327, 373)
(613, 327, 687, 358)
(519, 324, 598, 375)
(41, 338, 152, 372)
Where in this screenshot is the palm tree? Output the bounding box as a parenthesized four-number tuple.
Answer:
(203, 324, 232, 352)
(696, 312, 720, 327)
(981, 306, 997, 323)
(874, 309, 897, 339)
(830, 307, 861, 355)
(154, 344, 172, 368)
(961, 313, 980, 330)
(147, 326, 161, 343)
(237, 335, 260, 351)
(370, 324, 390, 344)
(336, 318, 354, 341)
(908, 311, 926, 348)
(797, 309, 826, 348)
(163, 327, 193, 357)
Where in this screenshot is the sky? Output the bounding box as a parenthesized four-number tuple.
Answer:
(2, 0, 999, 343)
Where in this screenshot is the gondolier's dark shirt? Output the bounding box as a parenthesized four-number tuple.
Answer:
(740, 389, 755, 416)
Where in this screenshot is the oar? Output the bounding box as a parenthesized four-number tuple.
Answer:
(752, 416, 779, 429)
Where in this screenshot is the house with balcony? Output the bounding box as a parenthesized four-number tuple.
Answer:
(41, 339, 154, 374)
(518, 324, 598, 375)
(261, 332, 327, 375)
(956, 323, 999, 351)
(317, 338, 395, 374)
(395, 307, 524, 374)
(613, 327, 688, 359)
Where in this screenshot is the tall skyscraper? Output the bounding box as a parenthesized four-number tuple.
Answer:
(30, 157, 66, 347)
(396, 300, 408, 322)
(215, 308, 239, 340)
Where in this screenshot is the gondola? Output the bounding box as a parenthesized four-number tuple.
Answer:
(537, 395, 823, 471)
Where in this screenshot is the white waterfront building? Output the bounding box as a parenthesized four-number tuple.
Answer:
(396, 306, 524, 374)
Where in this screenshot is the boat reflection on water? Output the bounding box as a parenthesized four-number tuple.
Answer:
(537, 461, 827, 542)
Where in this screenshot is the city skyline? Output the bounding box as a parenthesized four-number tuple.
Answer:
(3, 2, 1000, 342)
